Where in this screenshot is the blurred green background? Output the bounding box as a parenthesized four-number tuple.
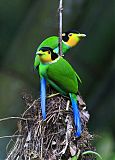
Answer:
(0, 0, 114, 159)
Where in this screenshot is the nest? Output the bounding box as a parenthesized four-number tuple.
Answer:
(6, 87, 96, 160)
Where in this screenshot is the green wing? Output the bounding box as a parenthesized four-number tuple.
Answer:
(37, 36, 58, 51)
(47, 57, 78, 94)
(34, 55, 40, 70)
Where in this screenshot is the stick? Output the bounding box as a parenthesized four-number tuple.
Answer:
(0, 135, 22, 139)
(58, 0, 63, 56)
(0, 117, 26, 122)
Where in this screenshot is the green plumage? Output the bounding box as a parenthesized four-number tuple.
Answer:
(39, 57, 78, 95)
(34, 36, 70, 69)
(37, 36, 70, 53)
(37, 36, 59, 51)
(35, 37, 81, 83)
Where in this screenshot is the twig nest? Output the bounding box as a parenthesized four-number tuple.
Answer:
(6, 87, 96, 160)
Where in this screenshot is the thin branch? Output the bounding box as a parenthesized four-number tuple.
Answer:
(58, 0, 63, 56)
(76, 149, 81, 159)
(6, 139, 15, 152)
(6, 131, 19, 152)
(0, 135, 22, 139)
(45, 135, 54, 157)
(0, 117, 26, 122)
(66, 100, 70, 111)
(22, 100, 37, 116)
(47, 93, 60, 98)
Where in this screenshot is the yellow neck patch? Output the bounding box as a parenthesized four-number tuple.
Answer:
(66, 34, 80, 47)
(39, 55, 52, 63)
(39, 51, 52, 63)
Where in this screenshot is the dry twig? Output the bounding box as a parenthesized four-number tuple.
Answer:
(6, 87, 96, 160)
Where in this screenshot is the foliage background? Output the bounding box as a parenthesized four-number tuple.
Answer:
(0, 0, 114, 159)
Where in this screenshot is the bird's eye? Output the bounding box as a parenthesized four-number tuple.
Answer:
(69, 33, 72, 36)
(48, 50, 50, 54)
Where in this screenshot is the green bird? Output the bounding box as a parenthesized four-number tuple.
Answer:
(34, 30, 86, 69)
(37, 46, 82, 137)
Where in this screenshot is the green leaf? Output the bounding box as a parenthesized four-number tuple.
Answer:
(71, 156, 78, 160)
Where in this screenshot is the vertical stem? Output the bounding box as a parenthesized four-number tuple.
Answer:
(58, 0, 63, 56)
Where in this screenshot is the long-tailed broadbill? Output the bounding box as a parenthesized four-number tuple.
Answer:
(37, 46, 82, 137)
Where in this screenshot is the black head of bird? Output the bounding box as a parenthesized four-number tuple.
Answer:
(37, 47, 58, 63)
(62, 30, 86, 47)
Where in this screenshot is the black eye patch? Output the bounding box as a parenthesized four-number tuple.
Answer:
(48, 50, 50, 54)
(51, 52, 58, 60)
(62, 33, 69, 42)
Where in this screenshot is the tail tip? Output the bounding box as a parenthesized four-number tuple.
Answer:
(75, 131, 81, 137)
(43, 114, 46, 120)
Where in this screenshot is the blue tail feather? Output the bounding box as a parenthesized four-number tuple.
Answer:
(69, 93, 81, 137)
(40, 77, 46, 120)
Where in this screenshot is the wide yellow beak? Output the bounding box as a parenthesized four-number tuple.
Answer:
(77, 33, 86, 38)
